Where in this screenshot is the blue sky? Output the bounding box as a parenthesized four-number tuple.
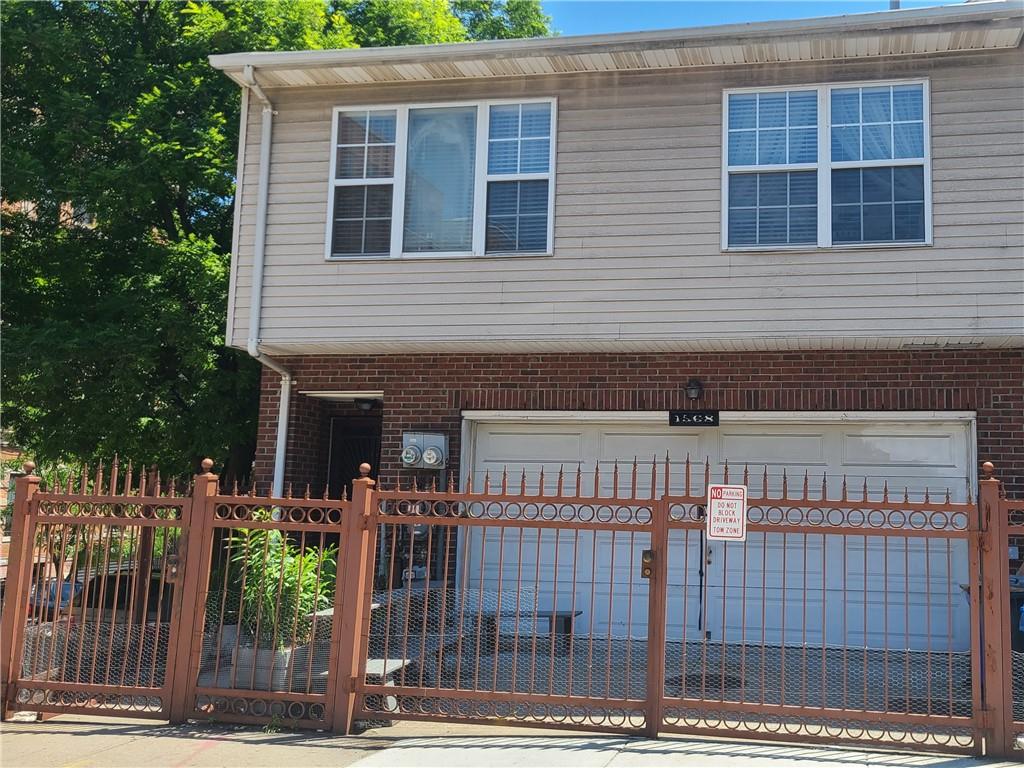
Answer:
(541, 1, 966, 36)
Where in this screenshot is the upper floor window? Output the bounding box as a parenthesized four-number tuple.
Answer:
(723, 81, 930, 250)
(327, 99, 554, 259)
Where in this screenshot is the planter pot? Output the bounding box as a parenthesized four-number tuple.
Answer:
(231, 646, 293, 691)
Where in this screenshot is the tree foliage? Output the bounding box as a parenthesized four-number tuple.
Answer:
(1, 1, 550, 477)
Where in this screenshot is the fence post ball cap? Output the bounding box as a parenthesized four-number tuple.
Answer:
(22, 461, 35, 474)
(359, 463, 372, 477)
(981, 461, 995, 477)
(201, 458, 214, 472)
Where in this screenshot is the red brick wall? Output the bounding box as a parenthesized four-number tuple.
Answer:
(254, 350, 1024, 495)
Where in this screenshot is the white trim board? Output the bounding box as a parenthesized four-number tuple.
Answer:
(460, 410, 977, 424)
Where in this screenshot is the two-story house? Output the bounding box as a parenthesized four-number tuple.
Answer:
(210, 0, 1023, 513)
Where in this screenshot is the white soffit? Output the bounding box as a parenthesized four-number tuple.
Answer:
(210, 1, 1024, 88)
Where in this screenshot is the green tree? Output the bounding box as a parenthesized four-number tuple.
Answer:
(1, 1, 550, 479)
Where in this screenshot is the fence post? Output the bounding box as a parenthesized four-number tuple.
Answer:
(978, 461, 1013, 757)
(331, 463, 377, 734)
(1, 463, 40, 720)
(167, 459, 219, 724)
(644, 494, 669, 738)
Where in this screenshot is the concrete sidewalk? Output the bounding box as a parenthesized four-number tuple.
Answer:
(1, 716, 1018, 768)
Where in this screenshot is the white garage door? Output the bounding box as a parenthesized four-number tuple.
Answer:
(463, 412, 975, 651)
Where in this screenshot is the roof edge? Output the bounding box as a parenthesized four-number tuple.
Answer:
(209, 0, 1023, 73)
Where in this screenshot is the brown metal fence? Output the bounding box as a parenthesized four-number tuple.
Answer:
(1, 457, 1021, 757)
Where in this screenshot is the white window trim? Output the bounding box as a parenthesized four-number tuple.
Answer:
(325, 97, 557, 261)
(720, 79, 932, 252)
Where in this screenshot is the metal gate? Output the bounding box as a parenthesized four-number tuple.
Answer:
(2, 457, 1021, 757)
(352, 459, 990, 754)
(0, 463, 195, 720)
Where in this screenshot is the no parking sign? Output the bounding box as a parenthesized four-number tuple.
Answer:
(706, 484, 748, 541)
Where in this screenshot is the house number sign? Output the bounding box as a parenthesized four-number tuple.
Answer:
(669, 410, 719, 427)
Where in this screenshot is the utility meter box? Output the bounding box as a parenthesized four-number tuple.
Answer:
(400, 432, 448, 469)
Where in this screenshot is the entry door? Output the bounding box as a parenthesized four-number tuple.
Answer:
(700, 421, 973, 651)
(328, 416, 382, 497)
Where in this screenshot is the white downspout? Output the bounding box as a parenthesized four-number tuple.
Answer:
(241, 64, 290, 498)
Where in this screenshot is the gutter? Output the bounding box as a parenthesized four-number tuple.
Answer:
(240, 64, 290, 499)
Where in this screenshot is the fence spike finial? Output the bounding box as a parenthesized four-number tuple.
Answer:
(593, 461, 600, 498)
(557, 464, 565, 497)
(466, 469, 474, 495)
(631, 457, 638, 498)
(304, 483, 311, 500)
(94, 460, 104, 496)
(80, 463, 88, 495)
(448, 471, 456, 494)
(612, 460, 620, 498)
(501, 466, 508, 494)
(168, 476, 177, 497)
(882, 480, 889, 502)
(651, 454, 659, 499)
(412, 475, 419, 493)
(903, 486, 910, 504)
(842, 474, 848, 502)
(802, 471, 809, 500)
(520, 467, 527, 495)
(703, 457, 711, 494)
(429, 475, 437, 493)
(154, 468, 161, 497)
(923, 486, 930, 504)
(684, 453, 691, 497)
(821, 471, 827, 501)
(744, 464, 750, 488)
(966, 477, 973, 505)
(781, 468, 788, 500)
(762, 465, 768, 499)
(249, 475, 257, 497)
(123, 459, 133, 496)
(110, 455, 120, 497)
(723, 459, 730, 485)
(342, 486, 348, 502)
(483, 470, 490, 495)
(233, 478, 240, 497)
(862, 477, 868, 502)
(575, 463, 582, 497)
(944, 487, 951, 504)
(538, 465, 546, 496)
(322, 482, 330, 501)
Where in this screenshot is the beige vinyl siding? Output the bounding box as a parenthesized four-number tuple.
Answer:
(230, 49, 1024, 353)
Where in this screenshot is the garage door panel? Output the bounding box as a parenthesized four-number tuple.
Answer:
(720, 431, 828, 466)
(841, 431, 959, 468)
(475, 429, 586, 464)
(599, 431, 704, 464)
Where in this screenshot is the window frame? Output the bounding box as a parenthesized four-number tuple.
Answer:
(720, 79, 931, 252)
(325, 97, 557, 261)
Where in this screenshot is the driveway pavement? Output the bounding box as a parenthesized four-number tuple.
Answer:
(1, 715, 1019, 768)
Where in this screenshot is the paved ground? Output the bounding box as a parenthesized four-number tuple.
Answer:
(1, 715, 1019, 768)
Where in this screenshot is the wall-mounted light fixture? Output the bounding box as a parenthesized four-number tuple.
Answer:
(685, 378, 704, 401)
(354, 398, 378, 412)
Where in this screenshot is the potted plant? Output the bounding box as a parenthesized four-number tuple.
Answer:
(227, 527, 337, 691)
